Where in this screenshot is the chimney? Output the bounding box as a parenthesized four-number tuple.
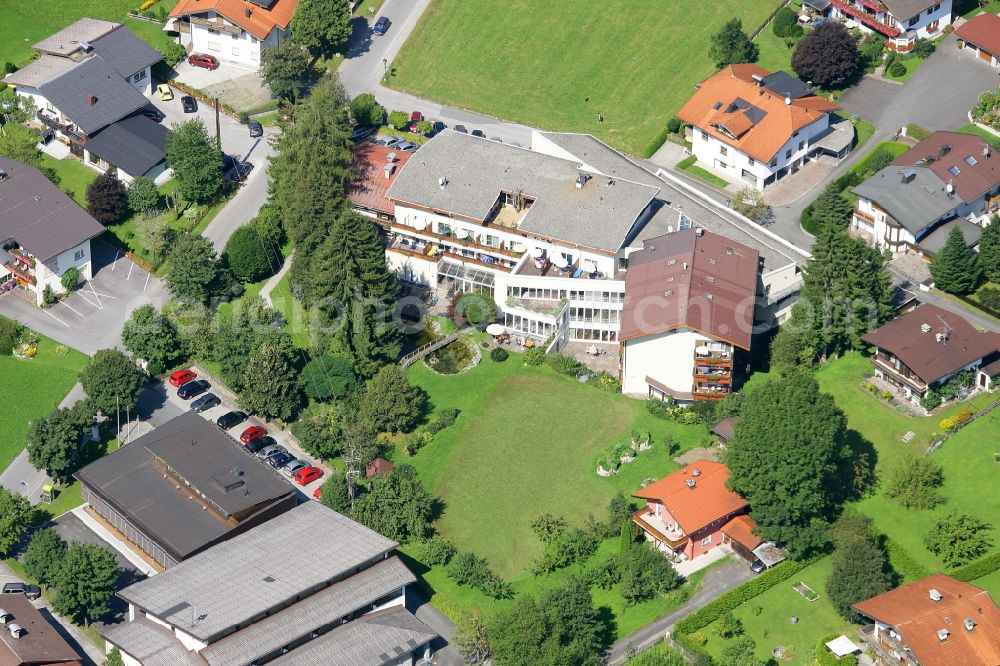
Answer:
(87, 94, 97, 106)
(691, 468, 701, 477)
(8, 624, 23, 639)
(784, 96, 791, 105)
(930, 588, 943, 602)
(0, 609, 9, 624)
(965, 618, 976, 631)
(438, 176, 448, 189)
(695, 227, 704, 236)
(682, 262, 688, 271)
(939, 144, 951, 157)
(685, 479, 696, 489)
(383, 164, 395, 179)
(921, 323, 932, 333)
(937, 628, 949, 641)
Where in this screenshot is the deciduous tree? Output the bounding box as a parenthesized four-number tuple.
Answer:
(165, 233, 222, 304)
(0, 124, 43, 167)
(127, 175, 160, 215)
(620, 542, 681, 604)
(318, 473, 352, 514)
(121, 305, 182, 375)
(26, 402, 93, 483)
(52, 543, 119, 626)
(930, 226, 982, 294)
(885, 454, 944, 509)
(238, 341, 303, 421)
(291, 402, 343, 459)
(259, 42, 311, 101)
(292, 0, 352, 57)
(223, 224, 282, 283)
(166, 119, 221, 204)
(86, 172, 128, 225)
(351, 465, 434, 542)
(0, 489, 32, 557)
(23, 527, 67, 587)
(792, 22, 859, 87)
(360, 364, 425, 432)
(301, 354, 357, 401)
(926, 512, 993, 567)
(453, 609, 492, 665)
(80, 348, 144, 416)
(709, 19, 759, 69)
(731, 185, 766, 221)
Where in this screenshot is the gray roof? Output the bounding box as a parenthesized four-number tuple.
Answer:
(881, 0, 937, 20)
(102, 616, 203, 666)
(200, 556, 416, 666)
(386, 130, 660, 252)
(0, 156, 105, 261)
(38, 56, 148, 135)
(33, 17, 119, 56)
(86, 115, 168, 178)
(534, 131, 664, 187)
(74, 411, 294, 562)
(917, 218, 982, 255)
(90, 25, 163, 78)
(269, 606, 437, 666)
(853, 166, 957, 236)
(118, 502, 398, 642)
(2, 54, 78, 88)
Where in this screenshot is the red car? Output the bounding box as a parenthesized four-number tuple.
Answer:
(410, 111, 423, 123)
(168, 369, 197, 387)
(295, 467, 324, 486)
(240, 425, 268, 444)
(188, 53, 219, 70)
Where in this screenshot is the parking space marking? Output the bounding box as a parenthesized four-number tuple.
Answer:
(87, 281, 105, 309)
(74, 290, 101, 310)
(127, 260, 135, 280)
(111, 250, 122, 271)
(144, 271, 150, 292)
(41, 308, 71, 327)
(58, 300, 86, 318)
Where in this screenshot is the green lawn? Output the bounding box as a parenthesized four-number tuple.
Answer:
(973, 567, 1000, 600)
(960, 0, 1000, 18)
(387, 0, 776, 155)
(0, 322, 88, 473)
(39, 155, 97, 208)
(701, 557, 852, 665)
(754, 27, 798, 75)
(677, 158, 730, 189)
(884, 56, 927, 83)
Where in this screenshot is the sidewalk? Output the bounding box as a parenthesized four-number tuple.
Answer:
(71, 506, 160, 577)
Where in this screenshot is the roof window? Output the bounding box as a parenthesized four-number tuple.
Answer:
(965, 155, 978, 166)
(948, 165, 960, 177)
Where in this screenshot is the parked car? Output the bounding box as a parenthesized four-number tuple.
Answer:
(181, 95, 198, 113)
(216, 411, 247, 430)
(268, 452, 295, 469)
(751, 559, 766, 574)
(248, 120, 263, 138)
(2, 582, 41, 600)
(243, 435, 273, 454)
(510, 141, 523, 148)
(240, 425, 268, 444)
(410, 111, 424, 124)
(140, 107, 164, 123)
(350, 125, 377, 143)
(373, 16, 391, 36)
(168, 369, 197, 387)
(257, 444, 287, 460)
(453, 124, 468, 134)
(297, 467, 325, 486)
(282, 459, 309, 477)
(222, 154, 253, 181)
(471, 129, 486, 138)
(431, 121, 446, 135)
(191, 393, 221, 412)
(156, 84, 173, 101)
(188, 53, 219, 70)
(395, 140, 418, 152)
(177, 379, 210, 399)
(382, 136, 402, 148)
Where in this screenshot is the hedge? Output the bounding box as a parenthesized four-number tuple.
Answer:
(677, 155, 697, 170)
(643, 124, 672, 159)
(885, 538, 930, 583)
(673, 555, 820, 656)
(950, 552, 1000, 583)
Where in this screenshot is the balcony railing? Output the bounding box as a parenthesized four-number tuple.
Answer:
(390, 222, 524, 260)
(830, 0, 901, 36)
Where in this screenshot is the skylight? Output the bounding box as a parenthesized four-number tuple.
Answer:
(948, 165, 961, 177)
(965, 155, 978, 166)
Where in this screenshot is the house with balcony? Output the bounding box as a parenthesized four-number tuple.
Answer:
(631, 461, 784, 569)
(103, 501, 437, 666)
(348, 142, 414, 222)
(826, 0, 952, 52)
(620, 228, 760, 402)
(166, 0, 298, 67)
(0, 157, 105, 306)
(860, 303, 1000, 400)
(676, 65, 849, 190)
(852, 132, 1000, 255)
(2, 18, 168, 184)
(852, 574, 1000, 665)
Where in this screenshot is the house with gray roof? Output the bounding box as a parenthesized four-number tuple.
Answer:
(3, 18, 165, 183)
(0, 157, 105, 306)
(103, 502, 436, 666)
(851, 131, 1000, 256)
(826, 0, 952, 53)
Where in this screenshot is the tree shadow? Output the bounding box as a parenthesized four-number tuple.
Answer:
(596, 605, 618, 650)
(837, 427, 878, 503)
(345, 18, 375, 59)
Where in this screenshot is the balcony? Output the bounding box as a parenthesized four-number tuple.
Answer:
(3, 263, 35, 286)
(871, 355, 928, 392)
(829, 0, 901, 36)
(632, 508, 688, 550)
(36, 111, 85, 143)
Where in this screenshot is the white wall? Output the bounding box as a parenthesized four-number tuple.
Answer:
(963, 40, 1000, 66)
(188, 14, 284, 67)
(897, 0, 952, 38)
(127, 65, 152, 95)
(621, 329, 702, 396)
(386, 249, 439, 285)
(35, 240, 93, 305)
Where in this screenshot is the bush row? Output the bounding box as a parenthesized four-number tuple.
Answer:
(950, 552, 1000, 583)
(884, 538, 930, 583)
(677, 155, 697, 170)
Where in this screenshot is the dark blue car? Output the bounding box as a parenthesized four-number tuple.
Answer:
(268, 452, 295, 469)
(373, 16, 390, 36)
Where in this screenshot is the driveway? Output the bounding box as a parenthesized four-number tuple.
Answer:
(0, 240, 169, 355)
(171, 59, 271, 113)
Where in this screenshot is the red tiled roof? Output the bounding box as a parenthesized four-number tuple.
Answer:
(721, 513, 761, 550)
(893, 131, 1000, 204)
(633, 461, 748, 535)
(349, 143, 413, 215)
(366, 457, 395, 478)
(861, 304, 1000, 386)
(169, 0, 298, 40)
(620, 228, 759, 350)
(956, 13, 1000, 59)
(853, 574, 1000, 666)
(676, 65, 838, 163)
(0, 596, 83, 665)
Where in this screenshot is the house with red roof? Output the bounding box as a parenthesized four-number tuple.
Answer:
(349, 142, 413, 222)
(956, 12, 1000, 68)
(166, 0, 299, 67)
(676, 65, 847, 190)
(631, 461, 782, 567)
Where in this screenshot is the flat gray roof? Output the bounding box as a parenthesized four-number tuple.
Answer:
(386, 130, 660, 252)
(118, 502, 399, 642)
(534, 131, 664, 188)
(269, 606, 437, 666)
(74, 411, 294, 561)
(102, 616, 203, 666)
(918, 218, 982, 255)
(2, 54, 78, 88)
(38, 55, 148, 135)
(200, 556, 416, 666)
(0, 156, 105, 261)
(33, 17, 119, 56)
(853, 166, 956, 235)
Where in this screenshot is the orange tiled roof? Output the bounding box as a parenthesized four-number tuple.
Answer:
(721, 514, 761, 550)
(853, 574, 1000, 666)
(349, 142, 413, 215)
(633, 461, 748, 535)
(676, 65, 838, 163)
(169, 0, 298, 40)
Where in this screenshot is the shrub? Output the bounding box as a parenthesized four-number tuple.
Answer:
(301, 355, 356, 402)
(223, 224, 281, 283)
(413, 120, 433, 135)
(978, 287, 1000, 312)
(939, 407, 974, 433)
(523, 346, 545, 366)
(584, 554, 622, 589)
(350, 93, 385, 127)
(926, 512, 993, 567)
(587, 371, 621, 392)
(404, 429, 432, 456)
(0, 318, 22, 356)
(912, 39, 936, 58)
(60, 268, 80, 292)
(772, 7, 798, 37)
(419, 536, 457, 566)
(490, 347, 508, 362)
(887, 60, 907, 78)
(42, 285, 57, 307)
(446, 551, 512, 598)
(950, 552, 1000, 582)
(643, 124, 672, 158)
(454, 292, 497, 329)
(86, 172, 128, 225)
(426, 407, 460, 435)
(545, 353, 584, 377)
(920, 388, 942, 411)
(667, 117, 682, 134)
(885, 539, 931, 581)
(863, 147, 896, 176)
(715, 611, 744, 638)
(158, 41, 187, 67)
(885, 455, 944, 509)
(387, 110, 410, 129)
(646, 397, 674, 419)
(815, 634, 859, 666)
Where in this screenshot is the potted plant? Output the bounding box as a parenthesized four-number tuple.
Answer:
(629, 427, 652, 451)
(615, 442, 635, 464)
(596, 452, 619, 476)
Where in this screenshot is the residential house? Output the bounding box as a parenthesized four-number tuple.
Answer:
(379, 130, 806, 366)
(852, 573, 1000, 665)
(860, 303, 1000, 400)
(348, 142, 413, 222)
(74, 412, 297, 570)
(956, 12, 1000, 68)
(852, 131, 1000, 255)
(166, 0, 298, 67)
(0, 596, 83, 666)
(676, 65, 848, 190)
(620, 228, 759, 402)
(0, 157, 105, 305)
(631, 461, 784, 568)
(102, 501, 436, 666)
(2, 18, 168, 184)
(825, 0, 952, 52)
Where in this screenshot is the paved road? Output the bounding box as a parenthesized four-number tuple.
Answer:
(409, 591, 464, 666)
(604, 558, 755, 664)
(338, 0, 536, 146)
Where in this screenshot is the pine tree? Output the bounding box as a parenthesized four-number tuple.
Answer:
(811, 185, 854, 228)
(238, 341, 303, 421)
(978, 215, 1000, 283)
(826, 512, 894, 621)
(709, 19, 759, 69)
(930, 226, 982, 294)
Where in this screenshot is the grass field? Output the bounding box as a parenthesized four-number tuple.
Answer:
(39, 155, 98, 208)
(388, 0, 776, 155)
(0, 321, 88, 473)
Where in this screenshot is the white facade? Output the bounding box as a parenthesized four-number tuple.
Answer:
(127, 65, 152, 95)
(33, 240, 93, 305)
(852, 191, 997, 254)
(175, 13, 285, 67)
(690, 115, 831, 190)
(622, 329, 702, 396)
(831, 0, 952, 51)
(961, 39, 1000, 66)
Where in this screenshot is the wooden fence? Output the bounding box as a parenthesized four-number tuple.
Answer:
(749, 0, 794, 39)
(926, 394, 1000, 454)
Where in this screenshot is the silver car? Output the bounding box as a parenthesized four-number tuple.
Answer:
(257, 444, 288, 460)
(282, 459, 310, 477)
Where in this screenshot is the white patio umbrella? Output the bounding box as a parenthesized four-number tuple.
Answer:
(530, 247, 544, 258)
(695, 345, 711, 355)
(512, 243, 527, 254)
(456, 228, 469, 239)
(486, 323, 505, 336)
(413, 219, 427, 231)
(555, 254, 569, 268)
